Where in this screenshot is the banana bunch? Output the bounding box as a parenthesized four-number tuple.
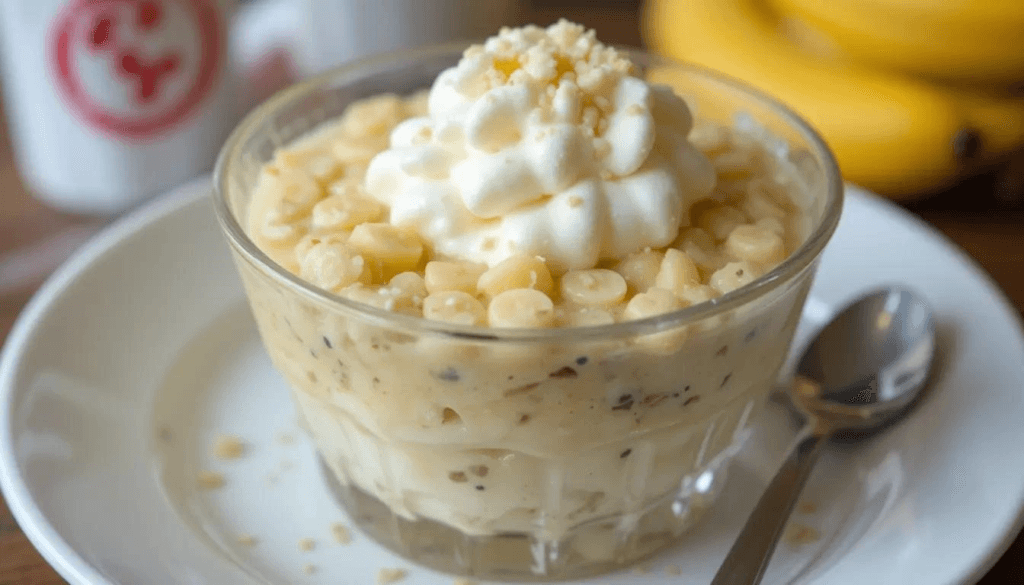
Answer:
(642, 0, 1024, 200)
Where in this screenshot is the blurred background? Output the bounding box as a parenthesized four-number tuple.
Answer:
(1, 0, 1022, 582)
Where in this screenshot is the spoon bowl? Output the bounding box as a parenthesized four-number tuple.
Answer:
(711, 287, 936, 585)
(794, 287, 935, 427)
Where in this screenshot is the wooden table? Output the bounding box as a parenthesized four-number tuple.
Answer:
(2, 3, 1024, 583)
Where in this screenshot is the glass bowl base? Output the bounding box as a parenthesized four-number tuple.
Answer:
(316, 454, 735, 581)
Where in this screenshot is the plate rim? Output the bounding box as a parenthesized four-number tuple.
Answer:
(826, 191, 1024, 585)
(0, 176, 216, 585)
(1, 181, 1022, 585)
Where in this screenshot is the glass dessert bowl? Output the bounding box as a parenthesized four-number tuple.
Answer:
(213, 22, 842, 581)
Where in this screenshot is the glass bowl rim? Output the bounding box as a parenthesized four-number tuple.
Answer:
(213, 41, 844, 342)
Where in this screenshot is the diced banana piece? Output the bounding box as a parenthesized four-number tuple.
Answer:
(755, 216, 786, 237)
(295, 232, 349, 266)
(725, 225, 786, 266)
(560, 269, 627, 307)
(613, 249, 664, 294)
(424, 261, 488, 294)
(753, 176, 797, 210)
(654, 249, 700, 294)
(477, 254, 555, 298)
(697, 205, 748, 241)
(673, 226, 713, 250)
(681, 283, 727, 331)
(347, 223, 424, 283)
(623, 287, 683, 321)
(259, 207, 306, 245)
(340, 94, 405, 138)
(488, 288, 555, 328)
(624, 288, 689, 352)
(740, 187, 787, 222)
(386, 272, 428, 306)
(673, 227, 724, 273)
(711, 261, 761, 295)
(678, 284, 716, 306)
(262, 167, 324, 220)
(423, 291, 487, 326)
(299, 241, 367, 291)
(338, 283, 388, 309)
(338, 283, 419, 315)
(277, 148, 344, 183)
(313, 187, 385, 230)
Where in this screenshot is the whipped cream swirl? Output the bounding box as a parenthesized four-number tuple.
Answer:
(364, 20, 716, 272)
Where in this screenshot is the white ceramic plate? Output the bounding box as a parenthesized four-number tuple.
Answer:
(2, 177, 1023, 585)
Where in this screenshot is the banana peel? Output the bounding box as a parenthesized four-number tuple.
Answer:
(771, 0, 1024, 86)
(643, 0, 1024, 201)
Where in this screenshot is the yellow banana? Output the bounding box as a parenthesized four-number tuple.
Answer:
(776, 5, 1024, 161)
(954, 92, 1024, 157)
(784, 0, 1024, 29)
(644, 0, 973, 199)
(863, 0, 1024, 22)
(771, 0, 1024, 86)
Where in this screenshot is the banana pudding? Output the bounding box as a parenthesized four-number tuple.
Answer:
(215, 20, 841, 580)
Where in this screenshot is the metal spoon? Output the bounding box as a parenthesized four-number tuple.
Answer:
(711, 287, 936, 585)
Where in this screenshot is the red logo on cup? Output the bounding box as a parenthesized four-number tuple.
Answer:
(49, 0, 222, 140)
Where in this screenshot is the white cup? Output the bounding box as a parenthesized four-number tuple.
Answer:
(0, 0, 242, 215)
(0, 0, 524, 216)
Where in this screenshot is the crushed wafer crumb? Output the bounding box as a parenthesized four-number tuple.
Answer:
(236, 534, 258, 547)
(277, 431, 296, 444)
(197, 470, 225, 490)
(298, 537, 316, 552)
(280, 458, 295, 470)
(664, 564, 682, 575)
(212, 434, 246, 459)
(785, 523, 821, 545)
(331, 522, 352, 544)
(798, 501, 818, 514)
(377, 567, 408, 584)
(303, 563, 317, 575)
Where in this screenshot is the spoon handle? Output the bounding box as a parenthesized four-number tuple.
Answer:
(710, 427, 829, 585)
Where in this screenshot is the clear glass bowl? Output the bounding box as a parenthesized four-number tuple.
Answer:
(213, 43, 842, 581)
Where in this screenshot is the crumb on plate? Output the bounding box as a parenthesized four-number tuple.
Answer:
(377, 567, 408, 584)
(237, 534, 258, 547)
(303, 563, 317, 575)
(298, 537, 316, 552)
(331, 522, 352, 544)
(785, 523, 821, 545)
(197, 470, 225, 490)
(213, 434, 246, 459)
(798, 500, 818, 514)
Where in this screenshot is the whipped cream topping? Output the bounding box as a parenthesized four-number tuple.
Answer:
(364, 20, 716, 273)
